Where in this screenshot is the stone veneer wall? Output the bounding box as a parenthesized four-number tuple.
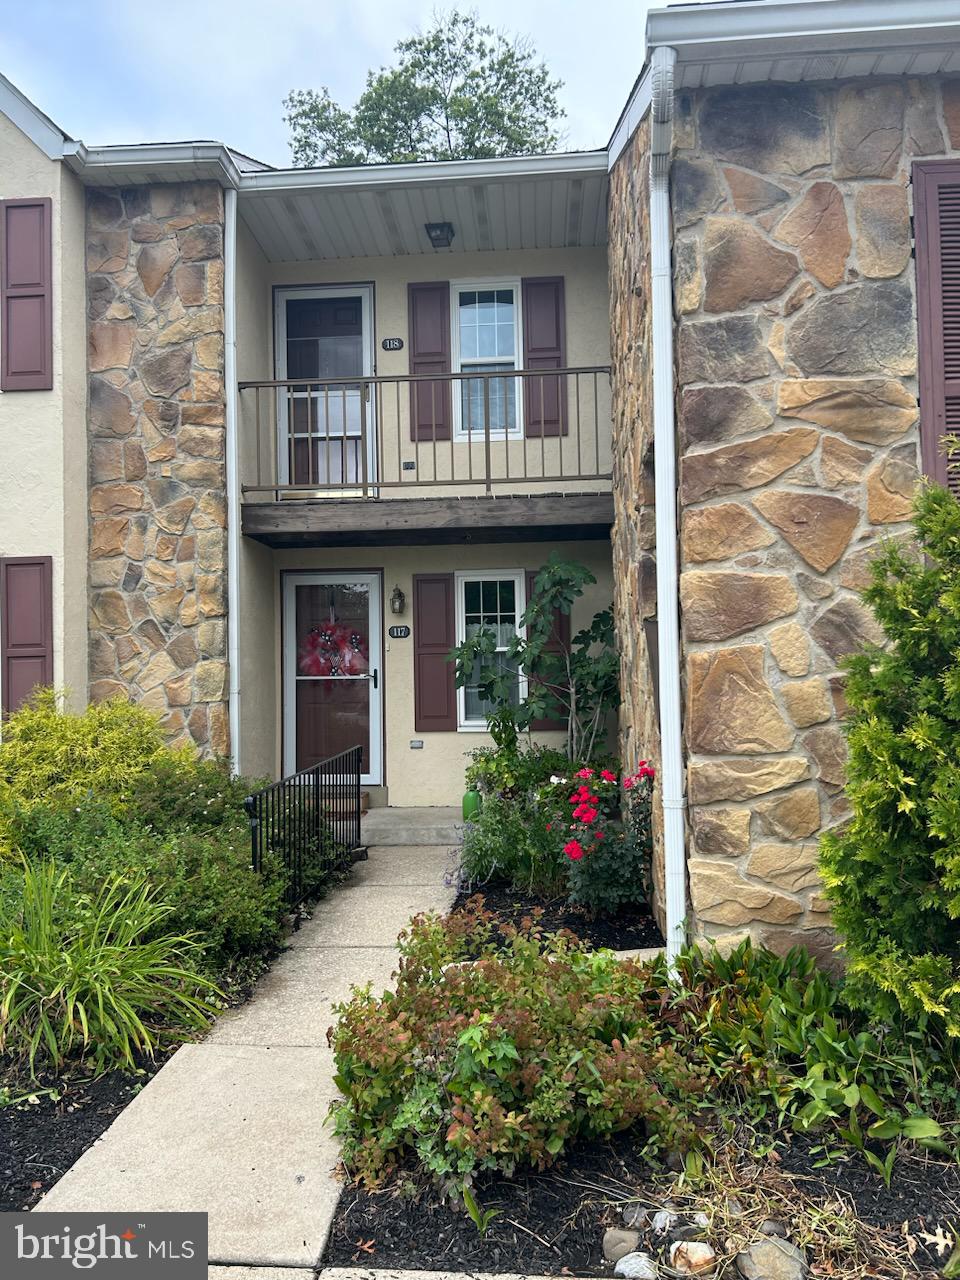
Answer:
(85, 182, 229, 756)
(609, 119, 666, 926)
(670, 76, 960, 957)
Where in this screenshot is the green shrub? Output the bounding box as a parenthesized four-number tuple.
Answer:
(0, 860, 216, 1074)
(465, 744, 569, 799)
(819, 484, 960, 1034)
(0, 691, 172, 834)
(330, 914, 956, 1198)
(124, 753, 258, 835)
(459, 792, 566, 893)
(564, 765, 654, 914)
(11, 797, 286, 987)
(330, 902, 706, 1190)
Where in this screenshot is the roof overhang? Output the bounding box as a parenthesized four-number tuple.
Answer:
(236, 151, 609, 261)
(647, 0, 960, 92)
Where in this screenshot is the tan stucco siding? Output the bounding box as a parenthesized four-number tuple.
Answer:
(0, 114, 87, 708)
(237, 539, 614, 804)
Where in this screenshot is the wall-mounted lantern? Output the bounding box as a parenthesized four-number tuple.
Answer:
(390, 585, 406, 616)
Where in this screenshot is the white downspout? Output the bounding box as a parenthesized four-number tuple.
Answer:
(649, 45, 686, 964)
(224, 185, 241, 774)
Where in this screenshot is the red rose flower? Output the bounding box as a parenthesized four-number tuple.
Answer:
(564, 839, 585, 861)
(601, 769, 617, 782)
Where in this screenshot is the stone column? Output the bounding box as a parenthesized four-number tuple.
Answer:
(609, 120, 666, 926)
(86, 182, 229, 757)
(668, 76, 954, 958)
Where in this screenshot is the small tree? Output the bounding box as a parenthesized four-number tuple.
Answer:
(451, 555, 619, 761)
(283, 10, 564, 167)
(819, 483, 960, 1034)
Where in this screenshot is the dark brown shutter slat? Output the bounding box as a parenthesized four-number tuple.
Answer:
(521, 277, 567, 438)
(526, 569, 570, 732)
(413, 573, 457, 731)
(408, 282, 452, 441)
(915, 161, 960, 493)
(1, 556, 53, 715)
(1, 198, 53, 391)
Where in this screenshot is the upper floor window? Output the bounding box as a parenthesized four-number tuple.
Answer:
(451, 280, 522, 438)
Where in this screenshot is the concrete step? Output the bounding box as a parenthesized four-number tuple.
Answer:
(360, 806, 462, 846)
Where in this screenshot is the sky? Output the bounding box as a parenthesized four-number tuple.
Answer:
(0, 1, 657, 167)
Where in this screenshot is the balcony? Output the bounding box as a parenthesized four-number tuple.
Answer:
(238, 367, 614, 547)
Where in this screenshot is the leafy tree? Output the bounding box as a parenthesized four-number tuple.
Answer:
(819, 483, 960, 1035)
(451, 554, 619, 761)
(284, 10, 565, 167)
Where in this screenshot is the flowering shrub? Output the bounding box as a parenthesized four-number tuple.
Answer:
(330, 900, 706, 1191)
(564, 764, 655, 914)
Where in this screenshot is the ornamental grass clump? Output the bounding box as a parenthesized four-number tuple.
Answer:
(819, 483, 960, 1036)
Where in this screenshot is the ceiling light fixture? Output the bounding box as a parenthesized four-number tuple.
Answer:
(424, 221, 455, 249)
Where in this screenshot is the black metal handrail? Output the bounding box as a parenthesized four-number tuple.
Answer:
(244, 745, 366, 908)
(237, 366, 612, 500)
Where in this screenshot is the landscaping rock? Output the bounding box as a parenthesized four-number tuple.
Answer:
(761, 1219, 790, 1238)
(736, 1236, 807, 1280)
(604, 1229, 641, 1263)
(620, 1204, 649, 1230)
(614, 1251, 659, 1279)
(670, 1240, 717, 1275)
(651, 1209, 678, 1236)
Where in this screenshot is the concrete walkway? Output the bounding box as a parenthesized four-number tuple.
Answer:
(37, 824, 457, 1270)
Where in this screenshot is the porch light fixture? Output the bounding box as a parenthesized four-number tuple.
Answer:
(424, 221, 455, 249)
(390, 585, 406, 616)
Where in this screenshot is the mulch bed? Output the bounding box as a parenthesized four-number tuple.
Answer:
(452, 879, 664, 952)
(0, 1054, 169, 1212)
(324, 1125, 957, 1277)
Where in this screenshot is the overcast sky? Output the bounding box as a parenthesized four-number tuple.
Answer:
(0, 1, 656, 167)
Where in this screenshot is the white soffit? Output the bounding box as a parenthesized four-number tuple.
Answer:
(645, 0, 960, 92)
(237, 156, 609, 261)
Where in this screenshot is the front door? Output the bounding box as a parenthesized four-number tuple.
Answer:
(283, 572, 383, 784)
(275, 285, 376, 491)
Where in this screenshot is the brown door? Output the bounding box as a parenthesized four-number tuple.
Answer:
(283, 572, 383, 783)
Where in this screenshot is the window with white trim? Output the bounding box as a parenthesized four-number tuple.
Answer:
(455, 571, 526, 728)
(451, 280, 522, 437)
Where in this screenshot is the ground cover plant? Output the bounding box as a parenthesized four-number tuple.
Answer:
(330, 908, 959, 1210)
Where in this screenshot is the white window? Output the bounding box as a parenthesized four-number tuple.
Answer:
(455, 570, 526, 729)
(451, 280, 523, 438)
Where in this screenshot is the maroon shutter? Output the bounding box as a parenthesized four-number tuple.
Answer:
(1, 198, 53, 392)
(1, 556, 53, 715)
(413, 573, 457, 731)
(526, 569, 570, 731)
(408, 282, 452, 441)
(521, 277, 567, 437)
(915, 161, 960, 493)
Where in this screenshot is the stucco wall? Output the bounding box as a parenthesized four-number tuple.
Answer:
(238, 539, 613, 805)
(666, 76, 958, 958)
(234, 240, 612, 499)
(607, 116, 665, 928)
(0, 114, 88, 708)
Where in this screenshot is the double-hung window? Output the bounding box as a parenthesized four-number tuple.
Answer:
(455, 570, 526, 729)
(451, 280, 522, 438)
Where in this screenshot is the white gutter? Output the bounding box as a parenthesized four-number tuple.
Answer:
(223, 187, 241, 774)
(648, 44, 686, 965)
(240, 149, 607, 195)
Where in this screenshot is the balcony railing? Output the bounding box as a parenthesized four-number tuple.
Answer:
(238, 367, 612, 501)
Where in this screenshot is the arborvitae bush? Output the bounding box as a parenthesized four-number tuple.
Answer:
(820, 483, 960, 1034)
